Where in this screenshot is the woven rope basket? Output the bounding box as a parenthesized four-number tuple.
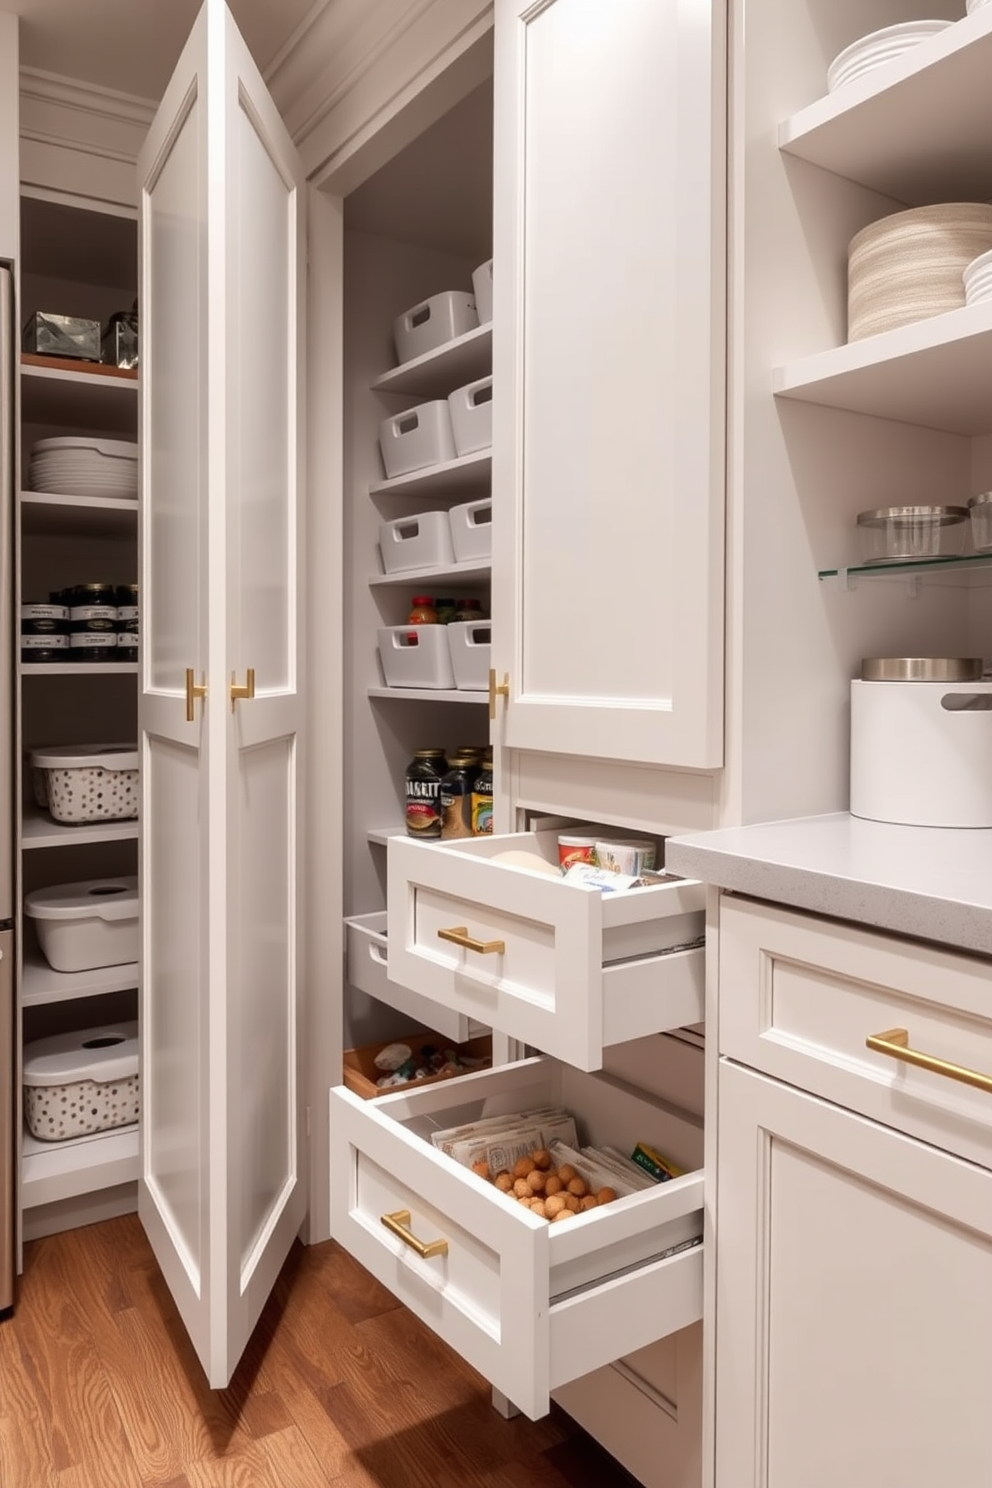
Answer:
(848, 203, 992, 342)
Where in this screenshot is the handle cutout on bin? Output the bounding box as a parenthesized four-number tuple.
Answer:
(393, 520, 420, 541)
(396, 413, 420, 436)
(467, 501, 492, 529)
(82, 1035, 127, 1049)
(392, 631, 421, 649)
(409, 303, 432, 328)
(466, 625, 491, 646)
(471, 382, 493, 408)
(940, 693, 992, 711)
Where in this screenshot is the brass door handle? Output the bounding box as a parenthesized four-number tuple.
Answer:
(866, 1027, 992, 1096)
(185, 668, 207, 722)
(381, 1209, 448, 1260)
(488, 668, 509, 722)
(437, 925, 505, 955)
(230, 667, 255, 711)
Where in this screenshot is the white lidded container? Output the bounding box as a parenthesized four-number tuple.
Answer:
(23, 1020, 139, 1141)
(24, 875, 139, 972)
(447, 619, 491, 691)
(448, 375, 493, 457)
(850, 658, 992, 827)
(448, 498, 493, 563)
(377, 625, 457, 689)
(378, 510, 455, 574)
(472, 258, 493, 323)
(378, 400, 456, 479)
(29, 743, 138, 824)
(393, 291, 478, 365)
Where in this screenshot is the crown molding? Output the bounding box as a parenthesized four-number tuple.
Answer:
(19, 66, 156, 129)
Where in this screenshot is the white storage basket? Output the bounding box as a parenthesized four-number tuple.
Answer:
(378, 401, 456, 479)
(23, 1020, 139, 1142)
(24, 875, 139, 972)
(448, 498, 493, 563)
(393, 291, 478, 365)
(377, 625, 457, 689)
(447, 619, 492, 691)
(472, 259, 493, 324)
(29, 744, 138, 824)
(378, 511, 455, 574)
(448, 376, 493, 457)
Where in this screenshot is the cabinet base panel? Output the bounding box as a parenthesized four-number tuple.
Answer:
(21, 1181, 137, 1245)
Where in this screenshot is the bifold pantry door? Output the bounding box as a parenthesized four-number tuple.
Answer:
(137, 0, 306, 1388)
(491, 0, 727, 770)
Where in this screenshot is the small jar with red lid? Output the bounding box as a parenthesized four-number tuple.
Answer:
(407, 596, 438, 624)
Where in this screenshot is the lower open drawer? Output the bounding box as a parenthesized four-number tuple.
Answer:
(329, 1055, 704, 1419)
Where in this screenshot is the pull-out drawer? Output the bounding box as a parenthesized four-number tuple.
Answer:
(345, 912, 486, 1044)
(387, 831, 705, 1071)
(720, 896, 992, 1170)
(329, 1055, 704, 1420)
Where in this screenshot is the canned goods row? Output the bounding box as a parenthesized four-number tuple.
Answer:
(21, 632, 138, 663)
(22, 603, 139, 636)
(406, 746, 493, 839)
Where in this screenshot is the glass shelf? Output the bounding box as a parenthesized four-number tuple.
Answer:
(819, 552, 992, 586)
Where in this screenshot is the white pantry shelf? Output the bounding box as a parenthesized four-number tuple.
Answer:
(370, 324, 492, 399)
(779, 11, 992, 204)
(20, 358, 138, 435)
(21, 662, 138, 676)
(20, 490, 138, 537)
(21, 1125, 139, 1210)
(369, 558, 492, 588)
(21, 944, 139, 1007)
(21, 802, 139, 849)
(367, 687, 487, 704)
(370, 449, 491, 499)
(773, 300, 992, 435)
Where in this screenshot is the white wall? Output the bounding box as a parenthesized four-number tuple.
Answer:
(0, 12, 17, 262)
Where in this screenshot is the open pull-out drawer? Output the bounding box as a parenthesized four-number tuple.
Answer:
(387, 831, 705, 1071)
(345, 912, 487, 1044)
(329, 1055, 704, 1420)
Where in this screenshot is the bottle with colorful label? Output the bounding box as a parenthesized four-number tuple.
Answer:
(471, 750, 494, 835)
(405, 749, 447, 838)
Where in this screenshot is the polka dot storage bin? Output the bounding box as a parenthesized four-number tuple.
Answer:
(23, 1021, 139, 1142)
(28, 744, 138, 824)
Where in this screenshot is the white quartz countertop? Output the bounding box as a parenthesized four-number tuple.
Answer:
(666, 813, 992, 956)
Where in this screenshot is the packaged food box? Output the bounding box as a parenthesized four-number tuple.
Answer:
(23, 311, 102, 361)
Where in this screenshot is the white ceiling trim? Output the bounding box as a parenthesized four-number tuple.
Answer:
(20, 65, 156, 128)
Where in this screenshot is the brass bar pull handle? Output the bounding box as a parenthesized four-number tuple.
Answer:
(381, 1209, 448, 1260)
(866, 1027, 992, 1096)
(230, 667, 256, 711)
(437, 925, 506, 956)
(488, 668, 509, 722)
(185, 668, 207, 723)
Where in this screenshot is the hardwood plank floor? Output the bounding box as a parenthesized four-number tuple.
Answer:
(0, 1216, 643, 1488)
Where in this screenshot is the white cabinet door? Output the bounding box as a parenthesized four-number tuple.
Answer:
(137, 0, 306, 1388)
(491, 0, 726, 770)
(716, 1061, 992, 1488)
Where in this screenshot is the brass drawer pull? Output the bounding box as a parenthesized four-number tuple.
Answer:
(437, 925, 506, 956)
(866, 1027, 992, 1096)
(381, 1209, 448, 1260)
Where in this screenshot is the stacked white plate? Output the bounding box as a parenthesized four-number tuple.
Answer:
(827, 20, 953, 92)
(964, 248, 992, 306)
(967, 0, 992, 14)
(28, 437, 138, 500)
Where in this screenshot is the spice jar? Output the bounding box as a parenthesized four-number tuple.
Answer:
(434, 597, 456, 624)
(407, 595, 438, 624)
(471, 750, 494, 836)
(454, 598, 485, 621)
(440, 752, 480, 839)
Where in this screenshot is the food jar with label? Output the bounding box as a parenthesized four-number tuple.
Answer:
(21, 634, 69, 663)
(405, 749, 448, 838)
(441, 752, 480, 839)
(21, 603, 68, 636)
(434, 597, 457, 624)
(471, 750, 494, 835)
(454, 598, 485, 621)
(64, 583, 117, 607)
(116, 632, 138, 660)
(68, 632, 119, 663)
(115, 584, 139, 631)
(407, 596, 438, 624)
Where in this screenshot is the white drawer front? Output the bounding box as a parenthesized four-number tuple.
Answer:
(329, 1056, 704, 1420)
(345, 912, 484, 1044)
(387, 831, 705, 1070)
(720, 896, 992, 1170)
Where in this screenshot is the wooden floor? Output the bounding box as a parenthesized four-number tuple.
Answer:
(0, 1214, 642, 1488)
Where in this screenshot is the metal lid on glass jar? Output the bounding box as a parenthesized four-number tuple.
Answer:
(856, 506, 968, 528)
(860, 657, 984, 682)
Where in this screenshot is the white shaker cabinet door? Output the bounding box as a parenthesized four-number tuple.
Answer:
(491, 0, 726, 769)
(716, 1061, 992, 1488)
(137, 0, 306, 1389)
